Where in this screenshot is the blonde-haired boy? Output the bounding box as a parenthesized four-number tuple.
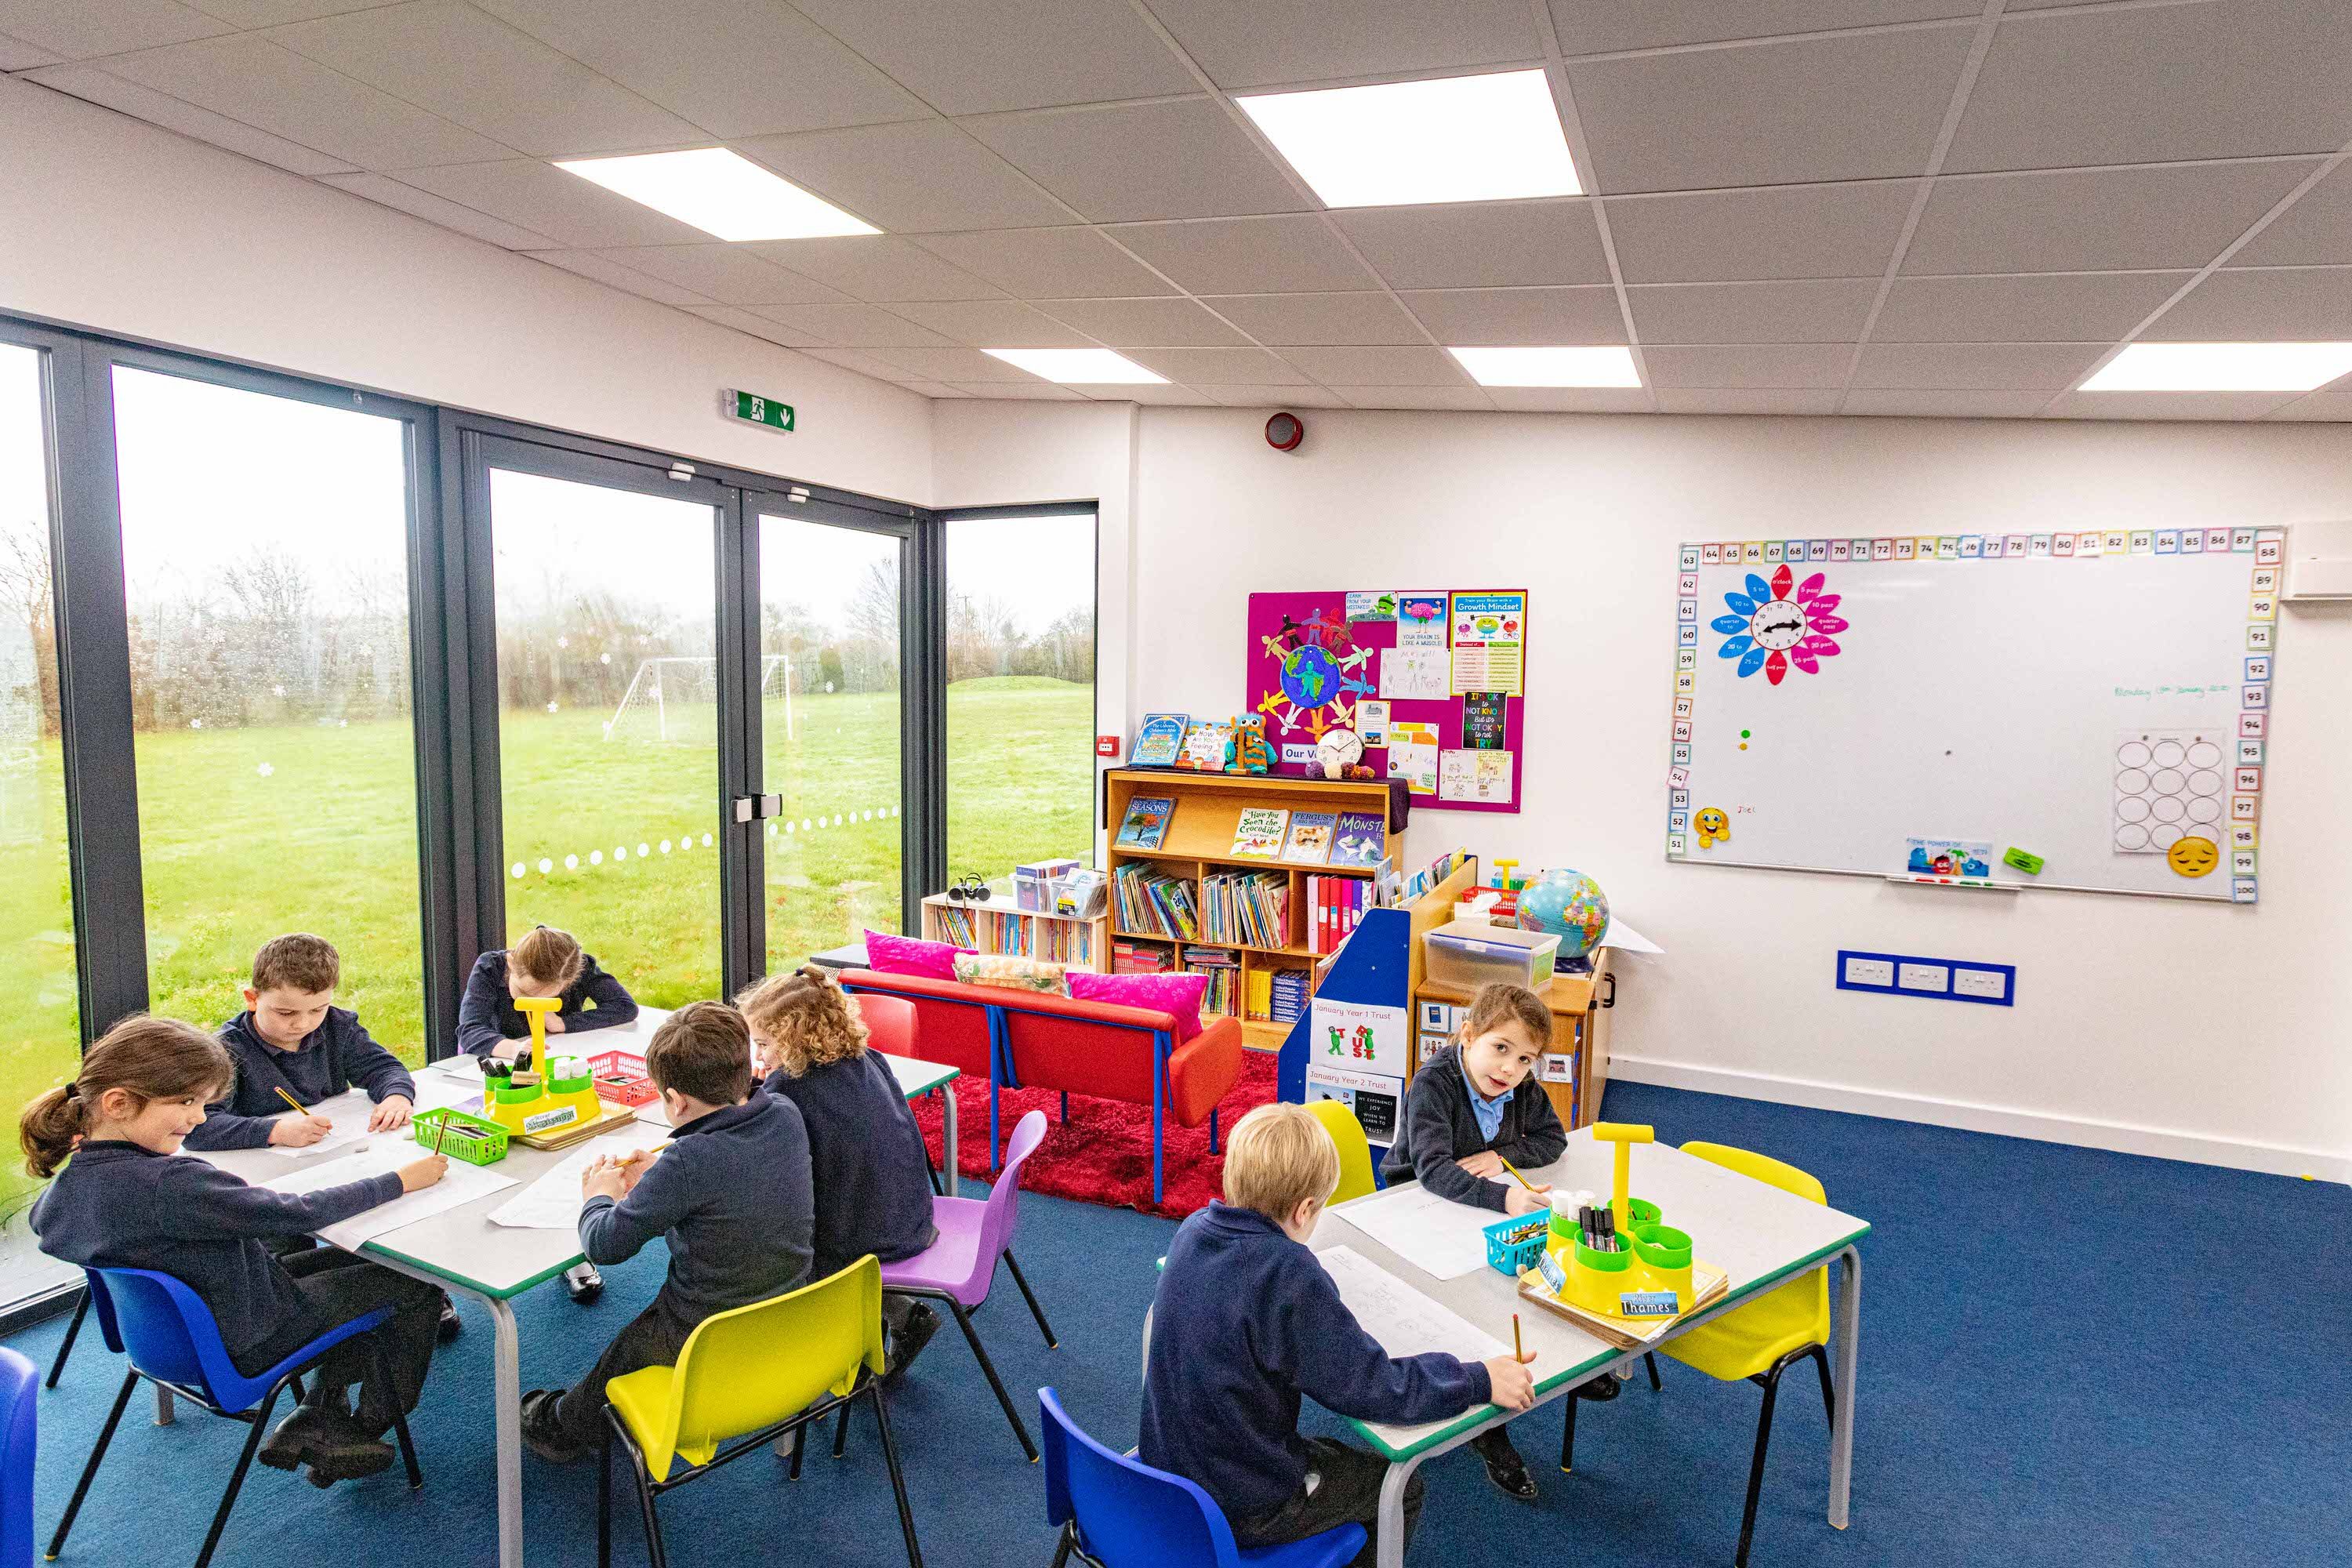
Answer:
(1140, 1103, 1535, 1563)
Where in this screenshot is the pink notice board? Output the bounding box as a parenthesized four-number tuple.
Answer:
(1243, 590, 1526, 814)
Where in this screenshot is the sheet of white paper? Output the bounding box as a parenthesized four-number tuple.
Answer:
(262, 1089, 379, 1157)
(486, 1128, 666, 1230)
(262, 1143, 516, 1248)
(1379, 646, 1448, 701)
(1326, 1183, 1497, 1281)
(1598, 916, 1664, 955)
(412, 1070, 489, 1116)
(1315, 1244, 1509, 1447)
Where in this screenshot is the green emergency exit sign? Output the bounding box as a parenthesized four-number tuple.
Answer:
(722, 388, 793, 432)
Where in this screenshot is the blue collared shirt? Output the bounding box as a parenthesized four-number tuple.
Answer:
(1461, 1056, 1510, 1143)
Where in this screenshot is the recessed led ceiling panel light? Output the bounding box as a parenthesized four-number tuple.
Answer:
(2078, 342, 2352, 392)
(982, 348, 1168, 384)
(555, 148, 877, 241)
(1447, 346, 1641, 387)
(1237, 70, 1581, 209)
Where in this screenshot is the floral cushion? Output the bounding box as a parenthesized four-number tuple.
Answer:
(951, 953, 1069, 994)
(1067, 971, 1209, 1044)
(863, 928, 972, 981)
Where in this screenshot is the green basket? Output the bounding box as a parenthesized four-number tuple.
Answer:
(412, 1105, 510, 1166)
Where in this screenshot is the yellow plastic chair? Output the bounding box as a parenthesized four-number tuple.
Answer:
(1646, 1142, 1837, 1568)
(597, 1256, 923, 1568)
(1303, 1099, 1380, 1205)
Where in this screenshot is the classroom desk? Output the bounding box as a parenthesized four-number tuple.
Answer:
(200, 1007, 962, 1568)
(1308, 1131, 1869, 1568)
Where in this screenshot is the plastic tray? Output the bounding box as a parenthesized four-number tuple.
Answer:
(411, 1105, 509, 1166)
(587, 1049, 658, 1107)
(1482, 1212, 1548, 1276)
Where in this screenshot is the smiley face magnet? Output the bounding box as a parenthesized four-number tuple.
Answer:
(1694, 807, 1731, 848)
(2166, 835, 2220, 878)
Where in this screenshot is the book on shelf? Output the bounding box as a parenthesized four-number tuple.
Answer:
(1269, 967, 1309, 1022)
(1230, 807, 1289, 858)
(1329, 811, 1387, 869)
(1014, 858, 1081, 912)
(1180, 946, 1241, 1018)
(1113, 938, 1173, 975)
(1114, 861, 1200, 941)
(1246, 967, 1272, 1021)
(933, 905, 976, 947)
(1280, 811, 1335, 864)
(1116, 796, 1175, 851)
(1303, 873, 1373, 955)
(1053, 867, 1107, 920)
(1200, 869, 1290, 949)
(1131, 713, 1189, 768)
(1040, 919, 1095, 968)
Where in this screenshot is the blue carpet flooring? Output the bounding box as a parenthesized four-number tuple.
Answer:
(7, 1081, 2347, 1566)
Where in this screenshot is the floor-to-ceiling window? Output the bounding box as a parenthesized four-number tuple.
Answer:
(759, 510, 906, 964)
(0, 342, 78, 1305)
(114, 368, 428, 1054)
(488, 465, 723, 1006)
(943, 509, 1098, 876)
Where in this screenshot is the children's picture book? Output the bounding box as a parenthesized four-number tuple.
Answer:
(1231, 807, 1289, 858)
(1281, 811, 1336, 864)
(1329, 810, 1387, 868)
(1116, 796, 1174, 851)
(1131, 713, 1188, 768)
(1182, 720, 1233, 771)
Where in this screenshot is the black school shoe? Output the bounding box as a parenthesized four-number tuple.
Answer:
(1478, 1434, 1539, 1501)
(564, 1262, 604, 1304)
(520, 1388, 589, 1465)
(437, 1292, 463, 1342)
(1577, 1371, 1621, 1401)
(259, 1405, 395, 1486)
(882, 1304, 940, 1388)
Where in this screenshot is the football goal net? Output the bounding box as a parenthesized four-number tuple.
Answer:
(604, 654, 795, 744)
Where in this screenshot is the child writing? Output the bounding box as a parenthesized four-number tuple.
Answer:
(518, 1002, 815, 1464)
(456, 924, 638, 1301)
(1377, 981, 1570, 1499)
(1142, 1103, 1535, 1564)
(736, 964, 942, 1381)
(184, 933, 416, 1152)
(24, 1017, 448, 1486)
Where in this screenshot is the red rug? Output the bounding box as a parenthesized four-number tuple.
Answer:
(906, 1051, 1280, 1220)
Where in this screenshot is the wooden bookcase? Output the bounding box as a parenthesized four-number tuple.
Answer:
(920, 880, 1110, 971)
(1104, 768, 1399, 1051)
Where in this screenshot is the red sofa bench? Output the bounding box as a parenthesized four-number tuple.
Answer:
(837, 968, 1244, 1203)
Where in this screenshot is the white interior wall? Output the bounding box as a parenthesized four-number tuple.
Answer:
(937, 401, 2352, 1181)
(0, 78, 931, 504)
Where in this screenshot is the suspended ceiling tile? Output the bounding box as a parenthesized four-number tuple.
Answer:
(318, 172, 560, 247)
(0, 29, 59, 69)
(1642, 343, 1853, 389)
(1947, 1, 2352, 173)
(594, 245, 850, 306)
(945, 380, 1089, 399)
(743, 303, 956, 350)
(28, 64, 356, 176)
(1033, 296, 1254, 348)
(739, 121, 1073, 234)
(1625, 278, 1880, 342)
(2230, 165, 2352, 268)
(1194, 384, 1356, 408)
(532, 249, 712, 306)
(1203, 292, 1425, 346)
(1653, 389, 1846, 415)
(1839, 389, 2056, 417)
(1120, 347, 1310, 384)
(870, 347, 1045, 383)
(94, 33, 513, 170)
(960, 99, 1309, 223)
(390, 159, 713, 249)
(1549, 1, 1979, 55)
(739, 237, 1005, 303)
(800, 347, 923, 381)
(786, 0, 1196, 116)
(1329, 386, 1497, 412)
(0, 0, 228, 59)
(1482, 387, 1653, 412)
(1872, 271, 2194, 342)
(2044, 390, 2306, 421)
(2138, 266, 2352, 341)
(267, 0, 701, 158)
(1143, 0, 1541, 89)
(1091, 383, 1212, 405)
(1848, 342, 2108, 390)
(1904, 162, 2325, 276)
(1331, 201, 1610, 290)
(1109, 216, 1379, 296)
(1399, 285, 1627, 346)
(185, 2, 393, 23)
(474, 0, 927, 139)
(1567, 26, 1975, 192)
(1274, 346, 1468, 386)
(910, 227, 1178, 299)
(897, 382, 973, 398)
(2266, 389, 2352, 421)
(1604, 182, 1917, 284)
(886, 300, 1098, 348)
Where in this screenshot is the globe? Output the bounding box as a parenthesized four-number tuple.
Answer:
(1280, 643, 1340, 709)
(1516, 868, 1610, 960)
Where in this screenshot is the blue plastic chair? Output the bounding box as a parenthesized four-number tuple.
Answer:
(46, 1269, 423, 1568)
(2, 1345, 35, 1568)
(1040, 1388, 1364, 1568)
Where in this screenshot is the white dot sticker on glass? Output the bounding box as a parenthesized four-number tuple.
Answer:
(637, 843, 650, 857)
(590, 850, 603, 865)
(659, 839, 672, 853)
(614, 845, 627, 860)
(510, 862, 526, 879)
(700, 833, 712, 847)
(537, 858, 554, 873)
(564, 854, 579, 869)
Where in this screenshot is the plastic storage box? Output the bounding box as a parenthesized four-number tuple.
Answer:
(1423, 920, 1561, 992)
(411, 1105, 509, 1166)
(587, 1050, 658, 1107)
(1482, 1212, 1548, 1276)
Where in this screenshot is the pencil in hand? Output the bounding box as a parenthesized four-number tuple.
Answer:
(272, 1086, 310, 1116)
(1512, 1312, 1525, 1363)
(1497, 1156, 1536, 1191)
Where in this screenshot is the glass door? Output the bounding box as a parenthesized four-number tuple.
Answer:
(481, 451, 729, 1009)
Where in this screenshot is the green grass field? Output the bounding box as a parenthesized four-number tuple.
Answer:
(0, 677, 1092, 1227)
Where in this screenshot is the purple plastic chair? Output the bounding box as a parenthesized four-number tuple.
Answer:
(878, 1109, 1058, 1461)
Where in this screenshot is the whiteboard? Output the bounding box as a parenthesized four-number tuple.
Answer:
(1664, 528, 2283, 902)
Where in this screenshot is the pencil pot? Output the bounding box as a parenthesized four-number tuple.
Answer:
(1629, 1223, 1694, 1304)
(1483, 1213, 1548, 1276)
(1622, 1197, 1662, 1230)
(1565, 1234, 1635, 1316)
(411, 1106, 509, 1167)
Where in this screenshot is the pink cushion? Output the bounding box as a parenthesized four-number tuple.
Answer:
(1067, 971, 1207, 1044)
(863, 928, 972, 981)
